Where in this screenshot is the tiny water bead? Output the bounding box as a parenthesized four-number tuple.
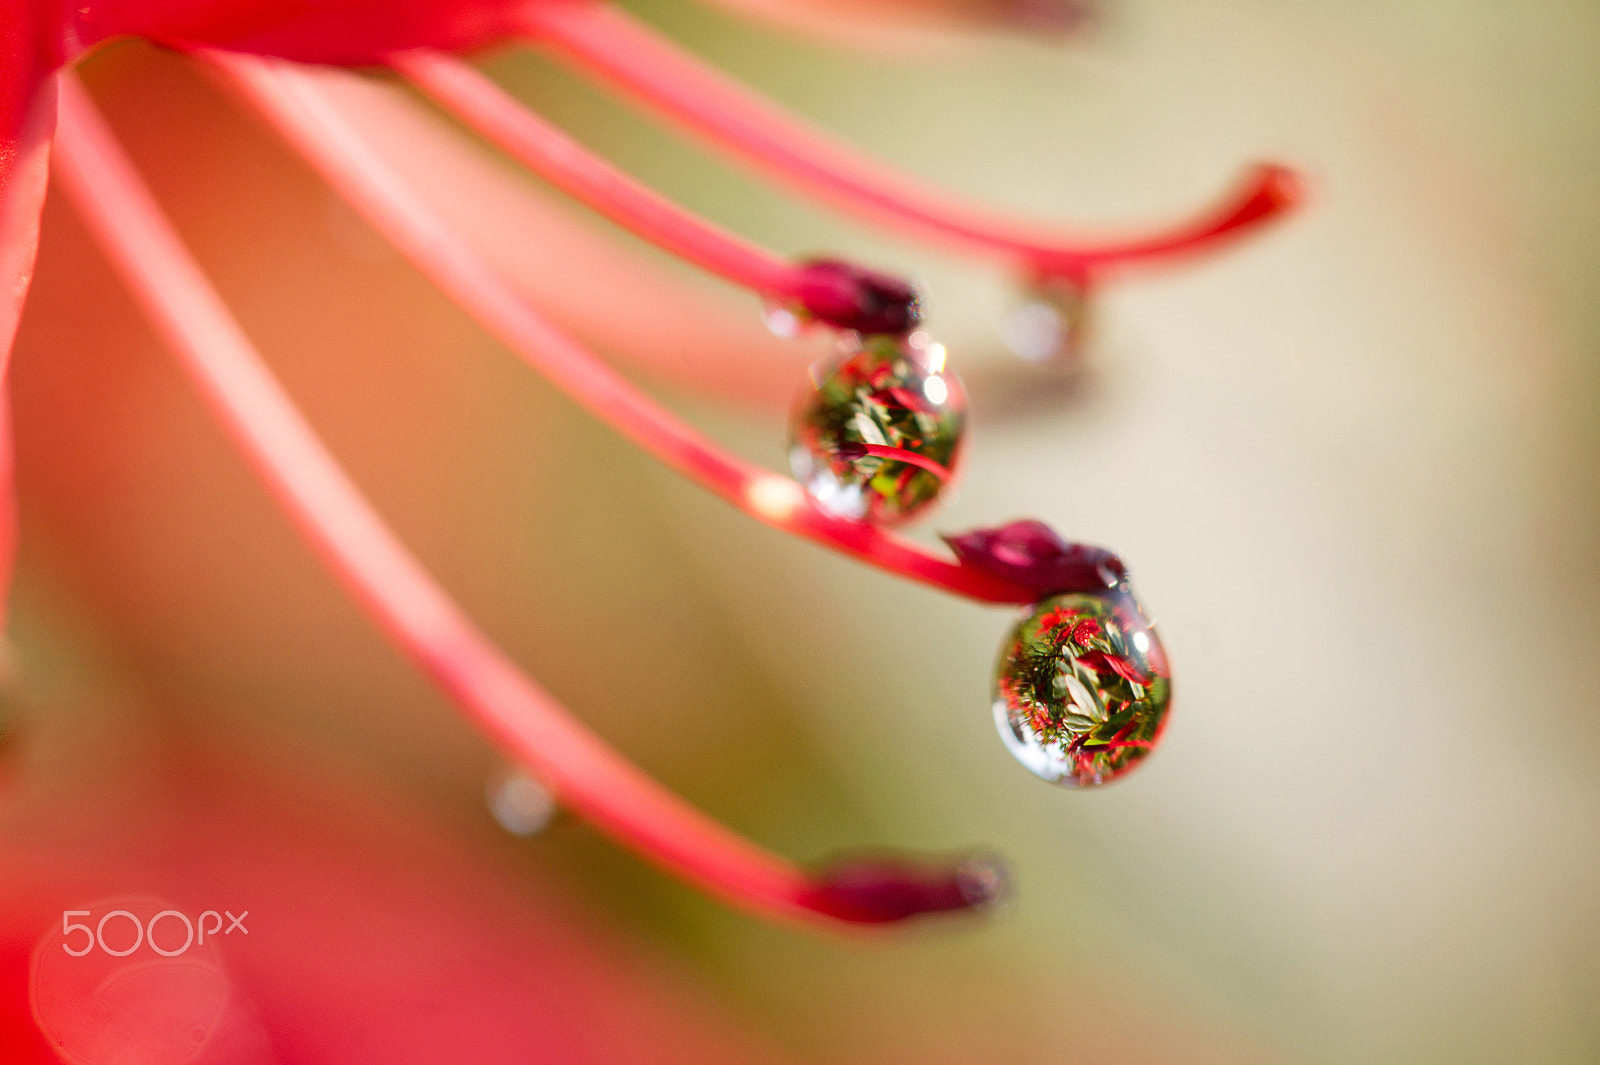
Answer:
(993, 591, 1170, 786)
(487, 765, 557, 837)
(789, 331, 966, 525)
(1001, 278, 1092, 368)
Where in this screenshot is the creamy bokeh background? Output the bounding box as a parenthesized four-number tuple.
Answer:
(9, 1, 1599, 1062)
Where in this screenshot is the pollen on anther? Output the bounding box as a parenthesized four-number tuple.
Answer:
(747, 475, 804, 521)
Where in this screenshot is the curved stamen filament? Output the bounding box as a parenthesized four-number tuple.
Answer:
(393, 51, 920, 335)
(839, 441, 953, 483)
(391, 48, 803, 301)
(524, 2, 1302, 281)
(203, 51, 1033, 606)
(53, 69, 997, 927)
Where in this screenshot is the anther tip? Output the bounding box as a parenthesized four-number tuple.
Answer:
(943, 519, 1129, 599)
(953, 853, 1012, 909)
(794, 259, 921, 337)
(834, 441, 870, 461)
(804, 851, 1014, 924)
(1253, 162, 1309, 211)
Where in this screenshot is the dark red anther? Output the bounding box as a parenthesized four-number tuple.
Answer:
(834, 441, 870, 461)
(943, 519, 1128, 597)
(801, 852, 1009, 924)
(793, 258, 921, 336)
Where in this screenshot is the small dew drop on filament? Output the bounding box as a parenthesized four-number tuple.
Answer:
(1002, 280, 1092, 369)
(487, 765, 556, 837)
(761, 299, 806, 339)
(789, 332, 966, 526)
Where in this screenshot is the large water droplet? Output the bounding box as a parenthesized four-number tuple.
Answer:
(993, 591, 1170, 786)
(789, 332, 966, 526)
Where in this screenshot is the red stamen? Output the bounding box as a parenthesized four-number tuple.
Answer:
(390, 51, 924, 334)
(524, 3, 1303, 281)
(204, 52, 1034, 606)
(51, 70, 987, 927)
(838, 441, 953, 483)
(391, 49, 796, 297)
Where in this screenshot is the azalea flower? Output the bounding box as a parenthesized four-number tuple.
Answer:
(0, 0, 1297, 943)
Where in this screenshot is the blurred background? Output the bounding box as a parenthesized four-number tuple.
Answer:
(4, 0, 1599, 1061)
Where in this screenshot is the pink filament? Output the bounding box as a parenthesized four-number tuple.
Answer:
(203, 52, 1031, 605)
(51, 70, 828, 926)
(292, 69, 813, 411)
(858, 443, 952, 483)
(526, 2, 1302, 280)
(392, 48, 805, 301)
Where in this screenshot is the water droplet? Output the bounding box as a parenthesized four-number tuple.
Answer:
(487, 766, 556, 837)
(1002, 280, 1092, 367)
(761, 298, 806, 339)
(746, 474, 803, 520)
(993, 591, 1170, 786)
(789, 332, 966, 526)
(953, 854, 1011, 908)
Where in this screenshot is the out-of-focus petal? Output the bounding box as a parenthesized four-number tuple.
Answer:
(0, 709, 792, 1064)
(0, 6, 65, 632)
(0, 2, 65, 368)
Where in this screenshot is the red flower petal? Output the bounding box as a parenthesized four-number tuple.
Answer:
(1076, 649, 1150, 686)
